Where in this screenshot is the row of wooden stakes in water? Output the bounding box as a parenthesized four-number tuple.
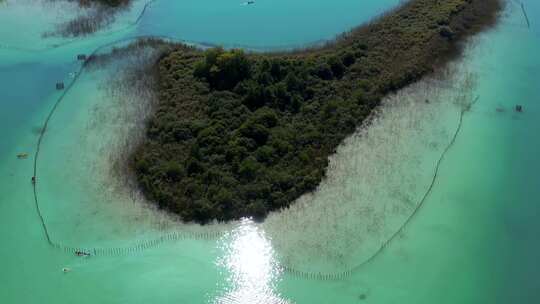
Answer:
(48, 230, 226, 257)
(282, 265, 355, 281)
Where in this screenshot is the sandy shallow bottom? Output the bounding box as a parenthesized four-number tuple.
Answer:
(0, 0, 539, 303)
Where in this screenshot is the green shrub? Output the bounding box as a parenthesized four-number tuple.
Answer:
(194, 48, 251, 90)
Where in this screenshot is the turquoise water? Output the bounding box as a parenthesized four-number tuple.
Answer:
(1, 0, 539, 303)
(136, 0, 401, 49)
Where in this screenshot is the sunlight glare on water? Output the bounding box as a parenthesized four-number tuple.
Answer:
(215, 218, 289, 304)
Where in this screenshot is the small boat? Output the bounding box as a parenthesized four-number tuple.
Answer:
(17, 153, 28, 159)
(75, 251, 91, 257)
(62, 267, 71, 273)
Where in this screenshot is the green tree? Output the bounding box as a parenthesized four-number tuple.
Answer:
(194, 48, 251, 90)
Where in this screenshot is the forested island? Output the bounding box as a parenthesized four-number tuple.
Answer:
(131, 0, 501, 223)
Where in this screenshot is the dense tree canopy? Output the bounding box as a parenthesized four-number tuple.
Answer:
(132, 0, 500, 223)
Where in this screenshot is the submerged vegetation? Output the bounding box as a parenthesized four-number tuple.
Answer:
(132, 0, 501, 223)
(77, 0, 130, 8)
(45, 0, 132, 37)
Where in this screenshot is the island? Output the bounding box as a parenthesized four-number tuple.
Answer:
(130, 0, 501, 223)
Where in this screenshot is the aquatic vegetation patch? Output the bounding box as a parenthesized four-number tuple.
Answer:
(43, 0, 133, 37)
(78, 0, 130, 7)
(132, 0, 501, 222)
(0, 0, 83, 48)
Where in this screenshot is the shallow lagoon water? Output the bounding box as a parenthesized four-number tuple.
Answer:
(1, 0, 539, 303)
(136, 0, 402, 49)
